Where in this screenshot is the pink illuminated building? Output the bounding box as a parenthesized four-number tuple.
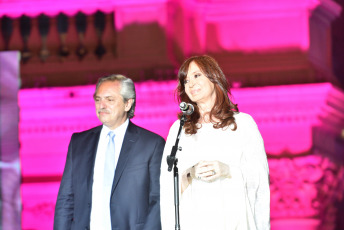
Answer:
(0, 0, 344, 230)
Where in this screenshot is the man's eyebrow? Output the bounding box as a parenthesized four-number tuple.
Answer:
(95, 95, 114, 98)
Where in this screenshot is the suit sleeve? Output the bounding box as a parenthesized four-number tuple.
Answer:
(54, 135, 75, 230)
(143, 136, 165, 230)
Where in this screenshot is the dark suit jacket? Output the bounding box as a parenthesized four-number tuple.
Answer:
(54, 121, 165, 230)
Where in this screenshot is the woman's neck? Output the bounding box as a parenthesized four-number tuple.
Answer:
(197, 102, 212, 115)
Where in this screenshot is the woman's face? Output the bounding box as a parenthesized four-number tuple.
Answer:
(184, 61, 216, 106)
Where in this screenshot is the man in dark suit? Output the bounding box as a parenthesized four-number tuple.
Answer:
(54, 74, 165, 230)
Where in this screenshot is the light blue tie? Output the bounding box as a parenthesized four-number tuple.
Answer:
(102, 131, 115, 229)
(104, 131, 116, 188)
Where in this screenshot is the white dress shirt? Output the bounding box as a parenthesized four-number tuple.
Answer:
(90, 119, 129, 230)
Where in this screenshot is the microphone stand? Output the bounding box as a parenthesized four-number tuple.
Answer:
(166, 114, 186, 230)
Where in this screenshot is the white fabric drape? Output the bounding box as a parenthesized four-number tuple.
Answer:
(160, 112, 270, 230)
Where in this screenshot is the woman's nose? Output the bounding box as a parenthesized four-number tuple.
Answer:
(188, 78, 195, 87)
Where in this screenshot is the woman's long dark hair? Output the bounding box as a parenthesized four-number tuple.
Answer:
(177, 55, 239, 135)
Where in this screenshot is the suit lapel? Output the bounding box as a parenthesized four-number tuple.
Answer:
(86, 126, 102, 196)
(111, 121, 139, 194)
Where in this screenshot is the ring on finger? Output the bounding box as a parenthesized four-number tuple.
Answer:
(212, 170, 216, 175)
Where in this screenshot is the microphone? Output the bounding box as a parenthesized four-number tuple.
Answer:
(179, 102, 194, 115)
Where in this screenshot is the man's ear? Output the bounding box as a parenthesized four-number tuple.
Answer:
(124, 99, 134, 112)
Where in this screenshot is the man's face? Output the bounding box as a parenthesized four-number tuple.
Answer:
(94, 81, 133, 130)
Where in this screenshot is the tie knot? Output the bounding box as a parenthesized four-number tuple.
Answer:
(108, 131, 115, 140)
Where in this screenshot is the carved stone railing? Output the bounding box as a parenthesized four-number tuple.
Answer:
(0, 0, 342, 88)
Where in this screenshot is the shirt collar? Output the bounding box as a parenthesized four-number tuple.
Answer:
(101, 119, 129, 137)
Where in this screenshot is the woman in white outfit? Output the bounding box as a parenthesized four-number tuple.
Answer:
(160, 55, 270, 230)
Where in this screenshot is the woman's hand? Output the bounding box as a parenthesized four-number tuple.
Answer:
(191, 160, 231, 182)
(181, 160, 231, 193)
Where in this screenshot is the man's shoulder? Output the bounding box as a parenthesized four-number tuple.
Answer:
(72, 125, 102, 138)
(129, 122, 165, 142)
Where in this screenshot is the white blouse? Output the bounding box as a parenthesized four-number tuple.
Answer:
(160, 112, 270, 230)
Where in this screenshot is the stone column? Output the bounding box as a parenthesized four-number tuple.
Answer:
(0, 51, 21, 230)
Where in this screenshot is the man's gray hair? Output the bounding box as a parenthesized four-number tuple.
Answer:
(94, 74, 136, 119)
